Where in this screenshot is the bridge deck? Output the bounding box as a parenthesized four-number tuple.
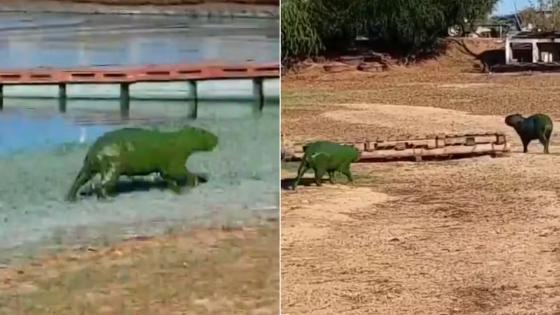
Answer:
(0, 63, 279, 85)
(0, 62, 280, 118)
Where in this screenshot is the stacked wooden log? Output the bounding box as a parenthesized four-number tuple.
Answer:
(282, 132, 510, 162)
(323, 52, 391, 73)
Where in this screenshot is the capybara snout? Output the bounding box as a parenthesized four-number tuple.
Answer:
(505, 113, 524, 127)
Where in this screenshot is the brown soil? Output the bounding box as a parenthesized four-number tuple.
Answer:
(0, 222, 279, 315)
(282, 38, 560, 314)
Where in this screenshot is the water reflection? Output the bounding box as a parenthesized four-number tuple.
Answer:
(0, 13, 279, 69)
(0, 110, 110, 156)
(0, 97, 279, 156)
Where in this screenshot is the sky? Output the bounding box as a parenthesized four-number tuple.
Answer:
(494, 0, 532, 15)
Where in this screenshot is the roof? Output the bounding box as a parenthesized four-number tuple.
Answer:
(510, 31, 560, 39)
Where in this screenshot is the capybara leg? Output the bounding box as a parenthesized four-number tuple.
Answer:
(66, 166, 94, 202)
(162, 163, 188, 193)
(538, 134, 550, 154)
(521, 138, 530, 153)
(546, 129, 553, 154)
(185, 171, 199, 187)
(340, 165, 354, 183)
(314, 167, 326, 186)
(164, 177, 182, 193)
(160, 171, 182, 193)
(292, 161, 308, 190)
(328, 170, 336, 184)
(541, 128, 552, 154)
(311, 154, 329, 187)
(98, 165, 120, 198)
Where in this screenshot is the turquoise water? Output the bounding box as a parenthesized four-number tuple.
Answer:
(0, 98, 279, 262)
(0, 13, 279, 263)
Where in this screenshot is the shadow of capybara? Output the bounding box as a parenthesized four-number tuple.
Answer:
(292, 141, 360, 190)
(505, 113, 553, 154)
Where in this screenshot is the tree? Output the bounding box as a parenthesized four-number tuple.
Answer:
(362, 0, 449, 54)
(521, 0, 560, 31)
(281, 0, 323, 62)
(281, 0, 500, 64)
(444, 0, 497, 35)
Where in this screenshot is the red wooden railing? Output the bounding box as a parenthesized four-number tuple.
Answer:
(0, 62, 279, 85)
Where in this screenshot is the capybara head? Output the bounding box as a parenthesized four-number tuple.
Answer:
(354, 147, 361, 161)
(505, 114, 525, 127)
(179, 126, 218, 151)
(344, 144, 361, 162)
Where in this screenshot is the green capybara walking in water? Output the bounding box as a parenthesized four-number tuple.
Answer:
(292, 141, 360, 190)
(66, 126, 218, 201)
(505, 113, 553, 154)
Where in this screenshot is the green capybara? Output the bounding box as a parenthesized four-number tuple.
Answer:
(66, 126, 218, 201)
(292, 141, 360, 190)
(505, 113, 553, 154)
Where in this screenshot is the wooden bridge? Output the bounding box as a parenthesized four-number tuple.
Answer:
(0, 62, 279, 118)
(282, 132, 510, 163)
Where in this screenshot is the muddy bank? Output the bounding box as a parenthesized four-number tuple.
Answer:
(0, 0, 278, 17)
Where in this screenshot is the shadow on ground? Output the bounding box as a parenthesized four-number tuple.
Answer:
(281, 178, 326, 190)
(79, 174, 209, 198)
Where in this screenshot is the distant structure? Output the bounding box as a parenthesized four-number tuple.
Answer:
(505, 31, 560, 64)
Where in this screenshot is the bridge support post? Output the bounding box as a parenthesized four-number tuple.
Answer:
(189, 80, 198, 119)
(58, 83, 67, 113)
(120, 83, 130, 118)
(0, 85, 3, 111)
(253, 78, 264, 114)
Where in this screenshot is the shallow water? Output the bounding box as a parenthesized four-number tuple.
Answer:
(0, 12, 279, 263)
(0, 12, 278, 68)
(0, 98, 279, 263)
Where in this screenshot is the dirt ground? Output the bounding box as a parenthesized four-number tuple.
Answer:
(0, 221, 279, 315)
(281, 39, 560, 314)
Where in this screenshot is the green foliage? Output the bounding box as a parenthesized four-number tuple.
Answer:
(281, 0, 499, 63)
(281, 0, 323, 62)
(444, 0, 497, 32)
(306, 0, 364, 50)
(281, 0, 363, 61)
(363, 0, 449, 54)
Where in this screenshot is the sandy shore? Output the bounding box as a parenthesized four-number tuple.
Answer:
(0, 221, 279, 315)
(0, 0, 278, 17)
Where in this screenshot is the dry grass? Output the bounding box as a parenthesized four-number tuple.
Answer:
(282, 39, 560, 142)
(282, 38, 560, 314)
(0, 223, 279, 315)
